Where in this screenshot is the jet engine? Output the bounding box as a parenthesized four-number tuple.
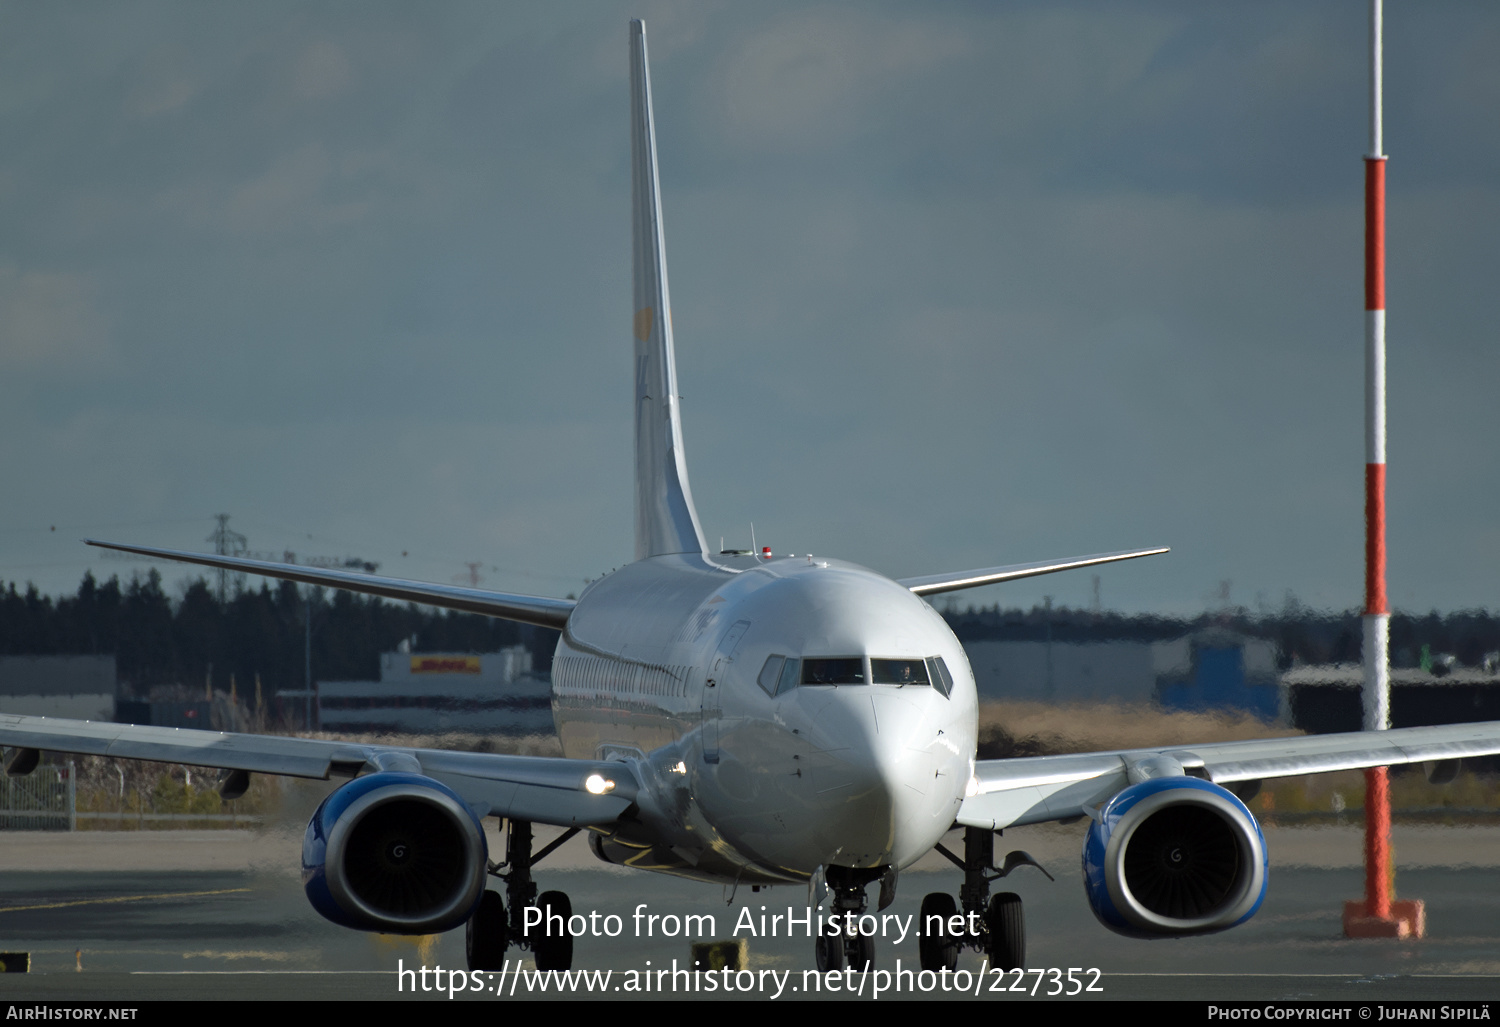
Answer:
(302, 772, 487, 934)
(1082, 776, 1267, 938)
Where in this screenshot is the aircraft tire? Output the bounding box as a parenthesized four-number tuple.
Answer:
(986, 892, 1024, 971)
(815, 933, 844, 972)
(847, 931, 875, 972)
(466, 890, 508, 971)
(918, 892, 959, 972)
(533, 890, 574, 971)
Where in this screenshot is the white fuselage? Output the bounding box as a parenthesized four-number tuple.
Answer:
(551, 552, 977, 885)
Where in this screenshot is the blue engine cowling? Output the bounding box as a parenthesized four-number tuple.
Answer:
(302, 772, 487, 934)
(1082, 776, 1267, 938)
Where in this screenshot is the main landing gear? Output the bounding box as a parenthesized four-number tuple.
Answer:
(918, 826, 1052, 972)
(466, 819, 580, 972)
(813, 865, 886, 972)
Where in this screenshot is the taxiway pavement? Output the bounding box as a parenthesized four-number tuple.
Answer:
(3, 820, 1500, 1001)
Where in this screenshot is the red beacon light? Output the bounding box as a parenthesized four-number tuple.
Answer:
(761, 546, 772, 559)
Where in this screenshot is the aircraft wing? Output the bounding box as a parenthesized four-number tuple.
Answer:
(85, 539, 575, 629)
(898, 547, 1170, 596)
(958, 720, 1500, 830)
(0, 714, 634, 828)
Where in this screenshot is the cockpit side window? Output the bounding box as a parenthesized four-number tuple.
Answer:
(800, 658, 865, 685)
(871, 658, 930, 687)
(757, 655, 785, 697)
(925, 656, 954, 699)
(777, 658, 800, 696)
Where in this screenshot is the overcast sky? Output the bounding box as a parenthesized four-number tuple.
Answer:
(2, 1, 1496, 617)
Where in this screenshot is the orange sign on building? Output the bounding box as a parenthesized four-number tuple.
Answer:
(410, 656, 482, 675)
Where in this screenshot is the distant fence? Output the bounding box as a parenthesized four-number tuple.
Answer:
(0, 762, 261, 831)
(0, 765, 73, 831)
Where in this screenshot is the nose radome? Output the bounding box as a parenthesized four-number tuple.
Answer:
(869, 690, 962, 863)
(808, 687, 956, 867)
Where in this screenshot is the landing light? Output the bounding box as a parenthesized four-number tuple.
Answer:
(585, 774, 616, 795)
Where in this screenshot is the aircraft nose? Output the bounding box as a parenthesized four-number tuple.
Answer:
(798, 687, 960, 867)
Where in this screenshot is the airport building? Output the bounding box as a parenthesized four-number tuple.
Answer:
(1282, 662, 1500, 734)
(0, 655, 116, 722)
(316, 645, 552, 735)
(964, 628, 1281, 720)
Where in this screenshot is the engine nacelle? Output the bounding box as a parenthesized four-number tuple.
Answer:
(1082, 776, 1267, 938)
(302, 772, 487, 934)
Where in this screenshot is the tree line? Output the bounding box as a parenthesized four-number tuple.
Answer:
(0, 571, 558, 699)
(5, 572, 1498, 700)
(944, 602, 1500, 671)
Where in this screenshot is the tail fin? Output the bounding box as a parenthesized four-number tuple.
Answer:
(630, 20, 708, 561)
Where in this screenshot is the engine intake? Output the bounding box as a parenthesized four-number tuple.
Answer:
(1082, 776, 1266, 938)
(302, 772, 487, 934)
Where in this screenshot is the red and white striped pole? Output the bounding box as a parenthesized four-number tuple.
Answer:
(1344, 0, 1421, 939)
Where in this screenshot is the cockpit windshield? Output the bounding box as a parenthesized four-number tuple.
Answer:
(870, 658, 929, 686)
(801, 658, 865, 685)
(756, 654, 953, 697)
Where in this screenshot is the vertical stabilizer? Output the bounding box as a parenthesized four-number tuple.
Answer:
(630, 20, 708, 561)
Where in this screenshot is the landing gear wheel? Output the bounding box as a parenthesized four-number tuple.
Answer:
(815, 933, 844, 972)
(532, 890, 574, 971)
(845, 931, 874, 972)
(986, 892, 1024, 971)
(919, 892, 959, 972)
(466, 890, 508, 971)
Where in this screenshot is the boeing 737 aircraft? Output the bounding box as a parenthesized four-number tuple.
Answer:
(6, 20, 1500, 975)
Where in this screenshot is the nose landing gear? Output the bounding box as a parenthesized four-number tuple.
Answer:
(813, 865, 886, 971)
(919, 826, 1052, 972)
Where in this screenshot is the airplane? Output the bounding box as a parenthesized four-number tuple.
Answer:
(6, 18, 1500, 977)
